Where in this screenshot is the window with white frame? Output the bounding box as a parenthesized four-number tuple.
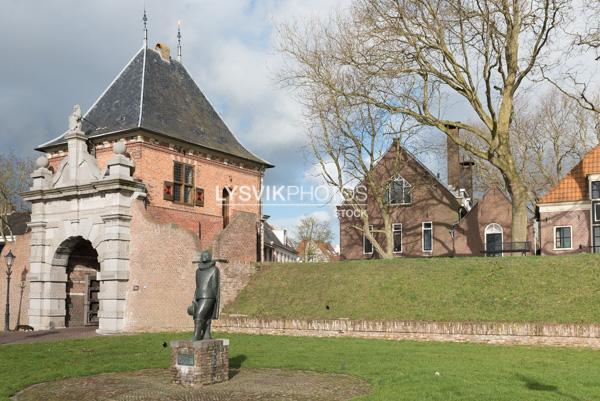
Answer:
(594, 203, 600, 224)
(363, 225, 374, 255)
(387, 177, 412, 204)
(422, 222, 433, 252)
(393, 224, 402, 253)
(592, 181, 600, 199)
(555, 226, 572, 249)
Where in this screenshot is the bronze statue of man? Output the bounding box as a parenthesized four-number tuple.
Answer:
(188, 250, 220, 341)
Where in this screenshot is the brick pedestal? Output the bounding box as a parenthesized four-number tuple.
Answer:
(170, 339, 229, 386)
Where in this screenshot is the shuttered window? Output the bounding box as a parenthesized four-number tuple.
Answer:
(173, 162, 194, 204)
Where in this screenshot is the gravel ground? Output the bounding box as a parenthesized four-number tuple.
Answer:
(13, 368, 370, 401)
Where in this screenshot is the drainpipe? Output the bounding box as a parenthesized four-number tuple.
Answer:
(259, 171, 265, 262)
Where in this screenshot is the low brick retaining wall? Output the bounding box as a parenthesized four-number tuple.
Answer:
(213, 316, 600, 348)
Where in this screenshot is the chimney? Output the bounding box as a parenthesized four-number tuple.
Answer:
(154, 43, 171, 61)
(460, 159, 474, 198)
(446, 124, 474, 197)
(446, 125, 460, 190)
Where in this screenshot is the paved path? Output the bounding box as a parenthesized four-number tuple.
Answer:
(0, 327, 98, 345)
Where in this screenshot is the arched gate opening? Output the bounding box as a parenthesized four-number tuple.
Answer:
(53, 236, 100, 327)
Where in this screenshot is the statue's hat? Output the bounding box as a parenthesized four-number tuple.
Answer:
(192, 250, 211, 262)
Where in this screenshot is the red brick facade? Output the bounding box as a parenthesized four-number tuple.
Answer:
(537, 144, 600, 255)
(339, 143, 463, 258)
(125, 201, 257, 332)
(338, 142, 521, 259)
(539, 209, 590, 255)
(453, 188, 514, 256)
(47, 131, 263, 253)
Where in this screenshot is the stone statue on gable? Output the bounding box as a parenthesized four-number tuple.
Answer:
(68, 104, 83, 132)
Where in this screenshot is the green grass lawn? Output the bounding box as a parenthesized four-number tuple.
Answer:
(226, 254, 600, 323)
(1, 333, 599, 401)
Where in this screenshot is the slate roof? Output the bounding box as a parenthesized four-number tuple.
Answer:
(38, 46, 272, 167)
(539, 144, 600, 203)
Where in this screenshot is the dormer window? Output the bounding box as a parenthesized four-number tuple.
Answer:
(592, 181, 600, 200)
(387, 176, 412, 204)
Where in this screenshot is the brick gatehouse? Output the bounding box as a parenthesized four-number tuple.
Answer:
(0, 41, 272, 333)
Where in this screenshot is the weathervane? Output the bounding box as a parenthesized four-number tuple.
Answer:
(177, 20, 182, 62)
(143, 8, 148, 48)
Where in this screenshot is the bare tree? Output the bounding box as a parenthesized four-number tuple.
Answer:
(295, 83, 432, 258)
(474, 89, 599, 203)
(280, 0, 569, 243)
(295, 215, 334, 262)
(541, 1, 600, 112)
(0, 153, 34, 242)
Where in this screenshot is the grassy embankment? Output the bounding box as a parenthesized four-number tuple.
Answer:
(226, 254, 600, 323)
(1, 333, 600, 401)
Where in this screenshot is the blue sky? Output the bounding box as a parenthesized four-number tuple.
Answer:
(0, 0, 452, 247)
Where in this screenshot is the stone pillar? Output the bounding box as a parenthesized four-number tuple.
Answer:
(64, 130, 89, 184)
(31, 156, 53, 190)
(96, 213, 131, 334)
(106, 141, 134, 179)
(27, 221, 67, 330)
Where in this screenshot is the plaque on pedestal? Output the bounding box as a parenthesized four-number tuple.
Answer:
(170, 339, 229, 386)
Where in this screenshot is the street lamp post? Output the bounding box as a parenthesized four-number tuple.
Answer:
(4, 250, 15, 332)
(15, 267, 28, 330)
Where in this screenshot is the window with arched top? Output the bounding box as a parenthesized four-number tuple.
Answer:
(485, 223, 503, 235)
(387, 176, 412, 204)
(484, 223, 503, 257)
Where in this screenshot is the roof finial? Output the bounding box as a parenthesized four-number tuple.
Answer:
(177, 20, 182, 62)
(143, 8, 148, 48)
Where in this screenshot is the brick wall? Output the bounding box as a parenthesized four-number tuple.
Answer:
(454, 188, 514, 256)
(125, 200, 202, 332)
(212, 211, 258, 263)
(212, 211, 259, 308)
(145, 205, 222, 250)
(0, 233, 31, 329)
(125, 201, 258, 332)
(214, 316, 600, 348)
(539, 209, 590, 255)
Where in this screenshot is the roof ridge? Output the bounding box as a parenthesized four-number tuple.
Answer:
(138, 46, 147, 127)
(85, 46, 144, 120)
